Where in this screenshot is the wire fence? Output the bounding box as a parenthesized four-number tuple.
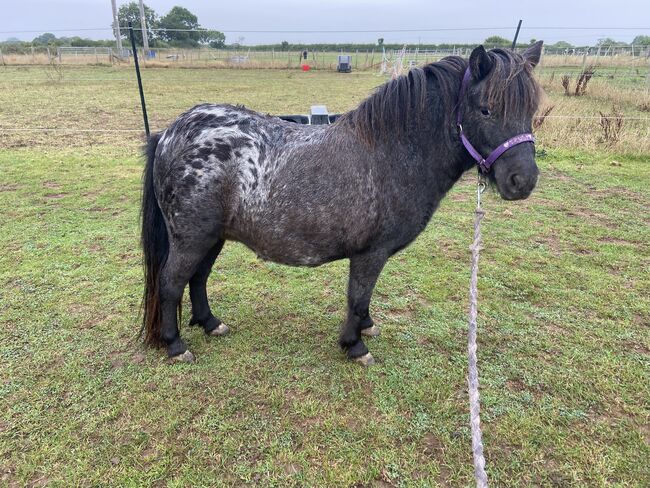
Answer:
(1, 114, 650, 134)
(1, 26, 649, 152)
(2, 45, 649, 70)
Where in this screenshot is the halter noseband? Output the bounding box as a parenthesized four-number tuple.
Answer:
(457, 67, 535, 173)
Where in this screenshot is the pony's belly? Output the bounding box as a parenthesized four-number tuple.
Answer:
(225, 224, 346, 267)
(254, 246, 341, 267)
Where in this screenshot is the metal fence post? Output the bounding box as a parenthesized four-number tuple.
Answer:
(128, 21, 150, 137)
(512, 20, 522, 50)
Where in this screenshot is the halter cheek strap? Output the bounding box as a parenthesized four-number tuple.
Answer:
(457, 67, 535, 173)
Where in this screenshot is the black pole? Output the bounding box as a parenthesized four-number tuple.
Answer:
(512, 19, 523, 50)
(128, 21, 150, 138)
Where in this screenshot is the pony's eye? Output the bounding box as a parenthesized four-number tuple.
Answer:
(481, 108, 491, 117)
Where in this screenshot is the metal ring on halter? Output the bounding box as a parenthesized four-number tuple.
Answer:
(477, 175, 487, 207)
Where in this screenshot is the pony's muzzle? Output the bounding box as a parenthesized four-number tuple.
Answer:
(498, 166, 539, 201)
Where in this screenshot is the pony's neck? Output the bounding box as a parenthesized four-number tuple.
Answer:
(343, 59, 470, 179)
(398, 65, 471, 183)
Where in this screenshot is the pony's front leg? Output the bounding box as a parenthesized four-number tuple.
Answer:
(339, 251, 387, 366)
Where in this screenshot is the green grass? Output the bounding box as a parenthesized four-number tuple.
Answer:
(0, 67, 649, 487)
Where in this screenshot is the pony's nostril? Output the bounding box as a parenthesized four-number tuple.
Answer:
(509, 173, 522, 191)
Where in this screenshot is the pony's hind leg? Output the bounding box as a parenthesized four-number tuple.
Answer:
(188, 240, 229, 336)
(339, 250, 388, 366)
(159, 241, 219, 362)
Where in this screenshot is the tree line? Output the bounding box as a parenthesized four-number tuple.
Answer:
(2, 9, 649, 55)
(0, 3, 226, 52)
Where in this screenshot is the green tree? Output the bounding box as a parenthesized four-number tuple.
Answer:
(484, 36, 510, 46)
(70, 36, 89, 47)
(631, 35, 650, 46)
(118, 2, 158, 46)
(158, 6, 202, 46)
(204, 30, 226, 48)
(552, 41, 573, 49)
(32, 33, 57, 45)
(597, 38, 628, 47)
(281, 41, 289, 51)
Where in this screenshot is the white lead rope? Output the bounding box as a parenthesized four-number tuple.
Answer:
(468, 176, 488, 487)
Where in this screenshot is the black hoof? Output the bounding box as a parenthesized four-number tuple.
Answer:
(166, 338, 189, 359)
(201, 316, 222, 334)
(360, 325, 380, 337)
(344, 340, 369, 360)
(354, 353, 375, 366)
(208, 323, 229, 336)
(190, 315, 226, 335)
(169, 350, 195, 363)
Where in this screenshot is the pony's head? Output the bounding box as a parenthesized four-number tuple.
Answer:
(460, 42, 543, 200)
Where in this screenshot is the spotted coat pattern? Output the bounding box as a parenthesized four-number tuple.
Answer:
(141, 43, 544, 362)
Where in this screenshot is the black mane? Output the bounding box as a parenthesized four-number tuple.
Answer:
(344, 48, 541, 145)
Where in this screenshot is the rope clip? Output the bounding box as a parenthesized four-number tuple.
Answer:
(477, 175, 487, 208)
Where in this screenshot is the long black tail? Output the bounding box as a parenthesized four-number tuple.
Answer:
(140, 133, 167, 347)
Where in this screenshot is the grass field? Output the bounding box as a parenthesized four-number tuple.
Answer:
(0, 65, 649, 487)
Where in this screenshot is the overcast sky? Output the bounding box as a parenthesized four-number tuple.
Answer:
(2, 0, 649, 45)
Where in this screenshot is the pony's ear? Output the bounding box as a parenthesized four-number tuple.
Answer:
(523, 40, 544, 68)
(469, 45, 493, 80)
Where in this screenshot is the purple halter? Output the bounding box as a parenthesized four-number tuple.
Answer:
(457, 67, 535, 173)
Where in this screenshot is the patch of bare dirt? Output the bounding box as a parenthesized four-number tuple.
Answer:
(621, 340, 649, 355)
(80, 312, 118, 330)
(545, 322, 569, 336)
(550, 171, 572, 182)
(418, 433, 452, 486)
(449, 193, 468, 202)
(592, 187, 647, 205)
(132, 352, 146, 364)
(505, 378, 527, 392)
(373, 481, 396, 488)
(44, 192, 67, 199)
(139, 446, 159, 466)
(535, 457, 572, 487)
(533, 234, 562, 256)
(0, 465, 16, 487)
(0, 184, 21, 192)
(385, 308, 415, 323)
(27, 474, 51, 487)
(437, 239, 464, 259)
(639, 423, 650, 444)
(597, 236, 633, 245)
(42, 181, 60, 189)
(282, 463, 300, 475)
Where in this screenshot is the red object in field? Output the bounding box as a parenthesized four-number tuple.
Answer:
(301, 64, 311, 71)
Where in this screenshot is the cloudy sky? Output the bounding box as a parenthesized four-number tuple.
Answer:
(2, 0, 649, 45)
